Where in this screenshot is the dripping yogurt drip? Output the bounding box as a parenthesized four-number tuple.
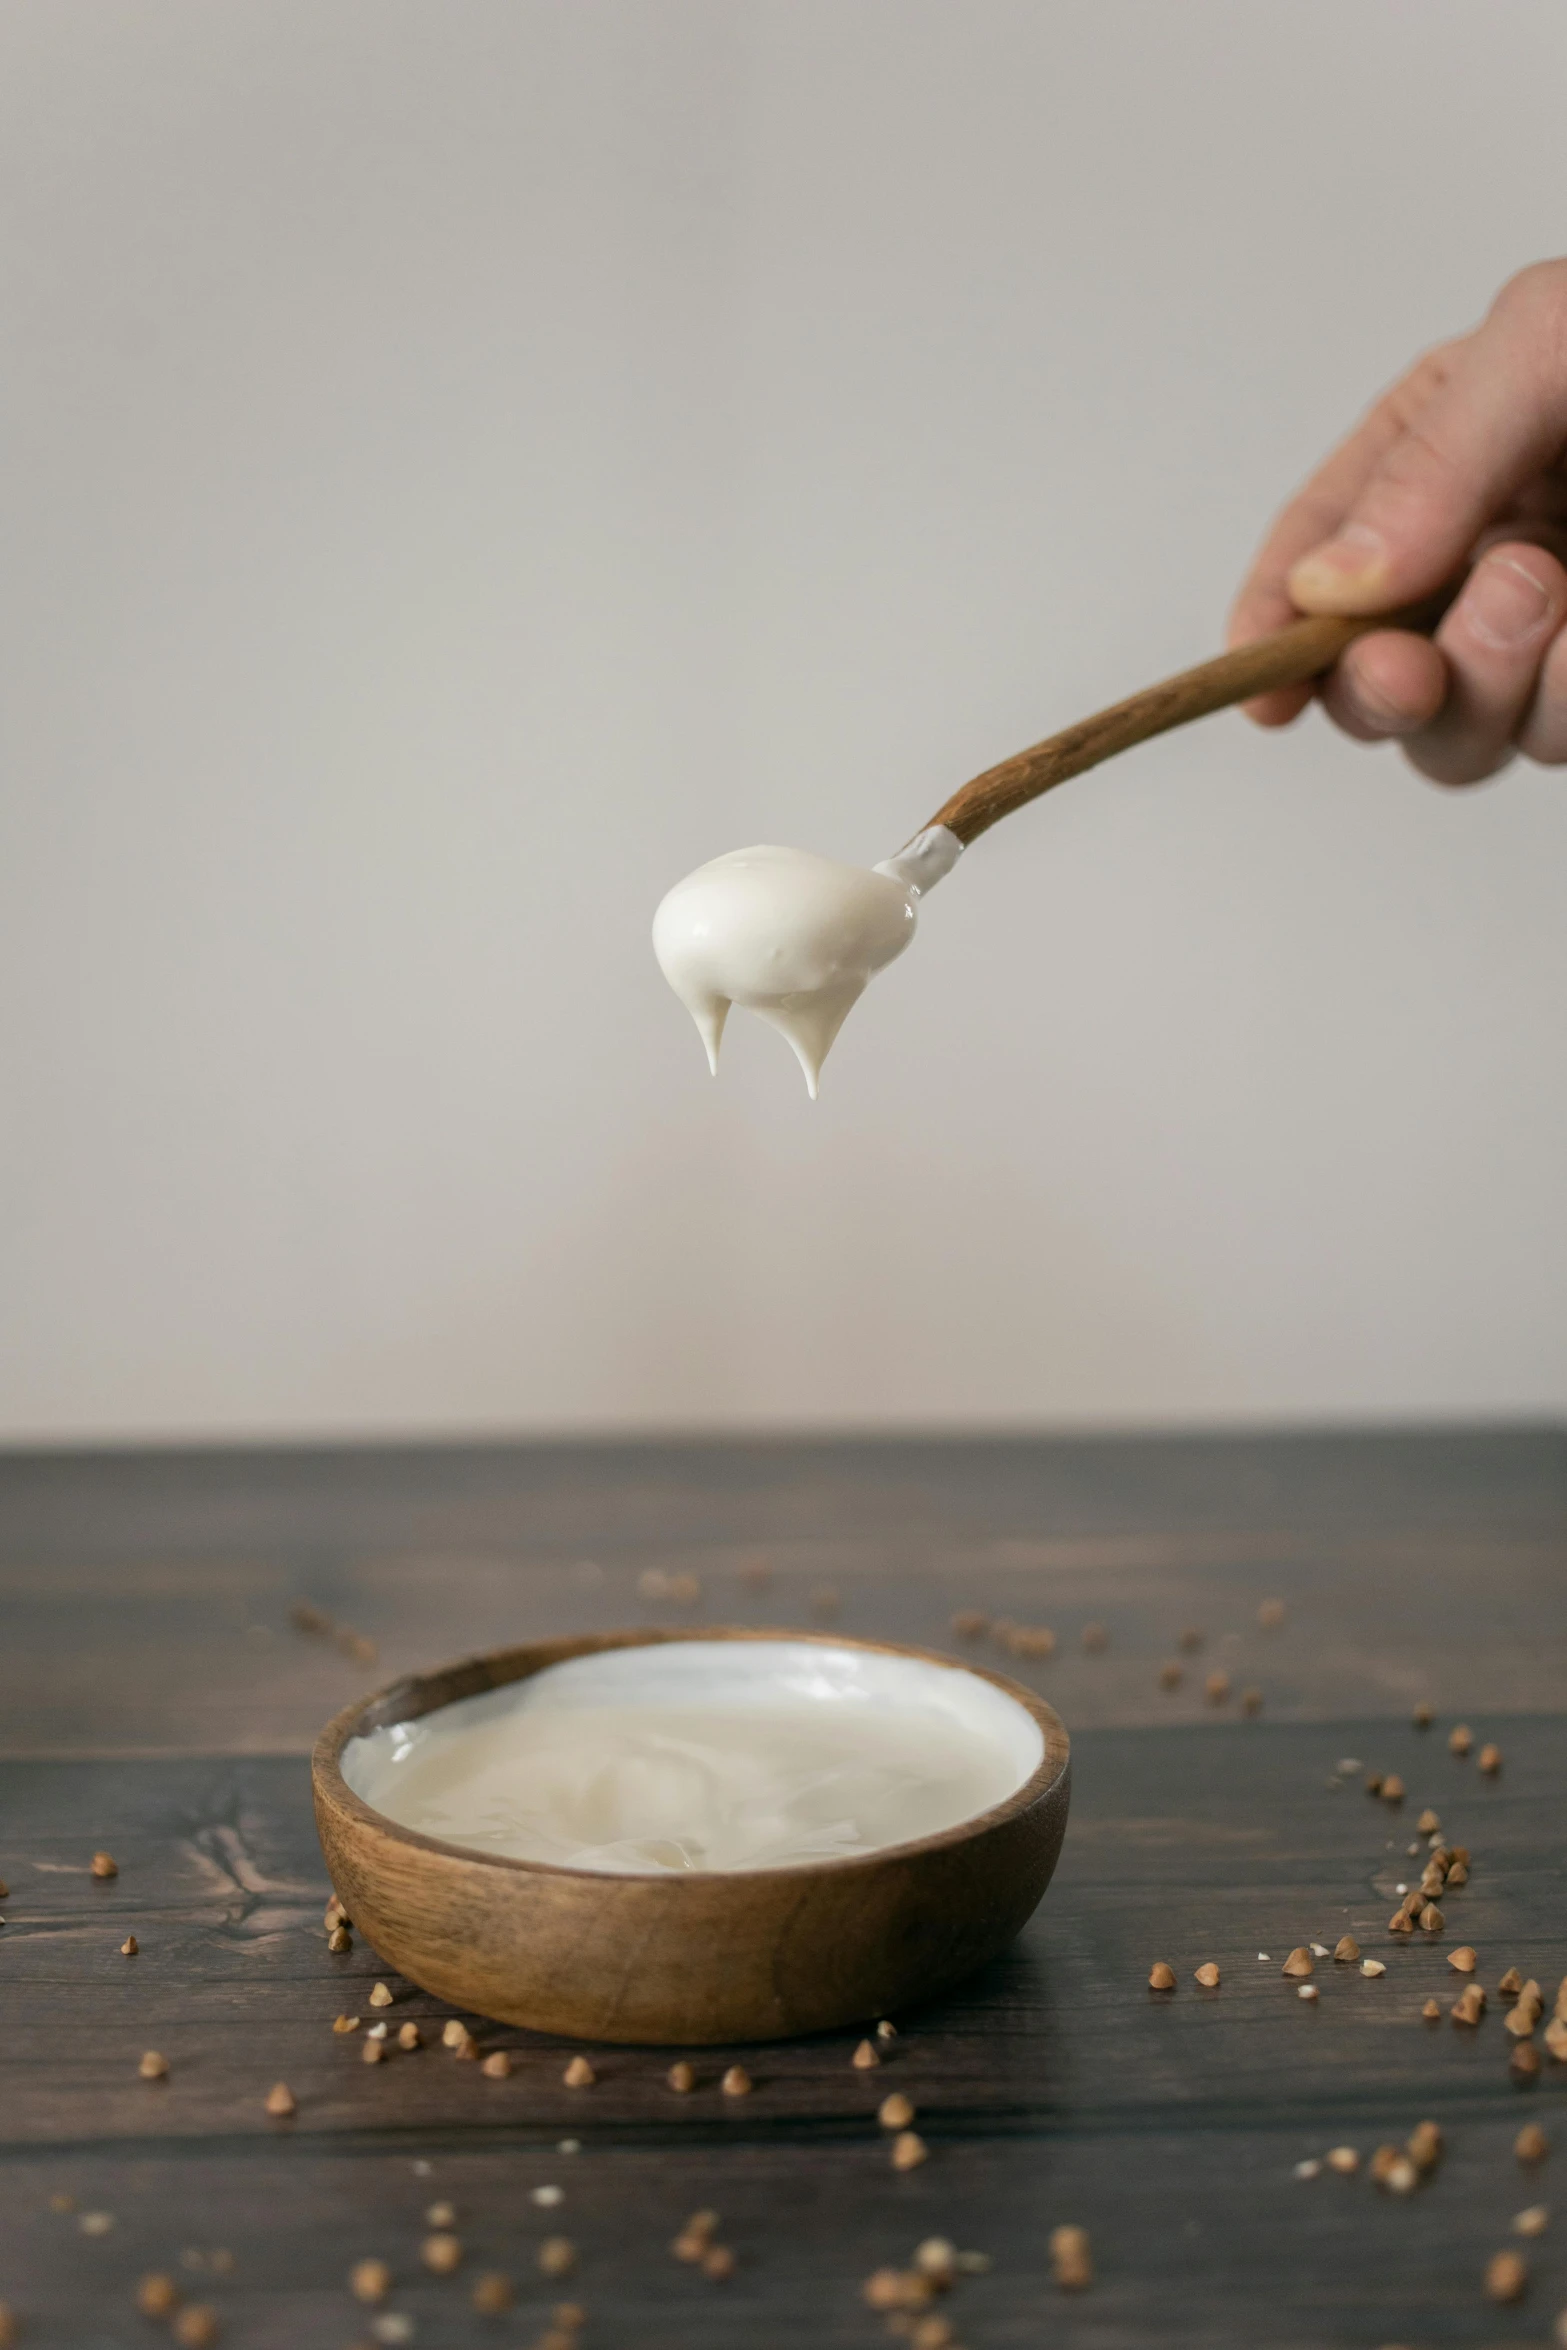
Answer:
(651, 827, 962, 1095)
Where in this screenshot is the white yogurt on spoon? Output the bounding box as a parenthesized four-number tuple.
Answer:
(652, 827, 962, 1095)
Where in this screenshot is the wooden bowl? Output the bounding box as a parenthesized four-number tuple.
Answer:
(312, 1627, 1071, 2045)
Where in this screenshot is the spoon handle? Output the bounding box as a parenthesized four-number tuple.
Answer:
(927, 598, 1450, 846)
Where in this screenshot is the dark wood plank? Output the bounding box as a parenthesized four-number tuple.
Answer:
(8, 2116, 1567, 2350)
(1, 1430, 1564, 1754)
(4, 1722, 1562, 2149)
(3, 1431, 1565, 2347)
(2, 1720, 1564, 2347)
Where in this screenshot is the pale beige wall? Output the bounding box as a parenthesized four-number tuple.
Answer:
(3, 0, 1565, 1439)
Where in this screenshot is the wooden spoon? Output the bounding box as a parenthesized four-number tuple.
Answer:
(923, 598, 1448, 847)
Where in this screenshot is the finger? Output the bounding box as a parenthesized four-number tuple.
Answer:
(1229, 344, 1461, 723)
(1517, 619, 1567, 764)
(1318, 630, 1448, 741)
(1289, 260, 1567, 615)
(1399, 541, 1567, 786)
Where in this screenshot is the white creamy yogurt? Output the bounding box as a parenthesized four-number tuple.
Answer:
(652, 829, 962, 1095)
(345, 1638, 1039, 1876)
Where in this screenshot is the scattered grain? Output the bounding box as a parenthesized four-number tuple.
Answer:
(422, 2232, 462, 2275)
(327, 1926, 352, 1953)
(1361, 1959, 1386, 1979)
(1422, 1999, 1442, 2022)
(1369, 2145, 1401, 2183)
(1449, 1724, 1473, 1757)
(667, 2060, 696, 2091)
(1050, 2224, 1093, 2290)
(1158, 1662, 1183, 1690)
(1500, 1968, 1523, 1996)
(471, 2271, 513, 2313)
(362, 2037, 385, 2064)
(349, 2260, 391, 2304)
(702, 2245, 736, 2281)
(1195, 1962, 1221, 1989)
(538, 2239, 576, 2279)
(264, 2082, 296, 2118)
(563, 2057, 595, 2089)
(913, 2238, 958, 2284)
(1486, 2248, 1528, 2302)
(891, 2132, 929, 2172)
(441, 2020, 468, 2047)
(1448, 1945, 1479, 1974)
(877, 2020, 899, 2042)
(911, 2319, 955, 2350)
(138, 2050, 168, 2081)
(369, 1982, 394, 2009)
(1333, 1936, 1360, 1963)
(1282, 1949, 1314, 1979)
(1412, 1702, 1433, 1728)
(1388, 1911, 1414, 1936)
(1009, 1626, 1055, 1659)
(1478, 1743, 1502, 1775)
(1326, 2147, 1360, 2175)
(1419, 1904, 1445, 1934)
(1204, 1671, 1230, 1706)
(1178, 1628, 1203, 1652)
(120, 1935, 138, 1956)
(1516, 2124, 1550, 2164)
(863, 2269, 931, 2311)
(1381, 1774, 1405, 1804)
(136, 2274, 181, 2316)
(424, 2203, 456, 2228)
(1384, 2158, 1419, 2196)
(1514, 2206, 1550, 2237)
(1293, 2158, 1321, 2180)
(1512, 2042, 1543, 2083)
(880, 2093, 917, 2129)
(1445, 1860, 1469, 1886)
(171, 2308, 219, 2348)
(80, 2212, 114, 2236)
(1545, 2020, 1567, 2062)
(721, 2064, 752, 2098)
(1406, 2121, 1443, 2172)
(1149, 1962, 1176, 1991)
(1363, 1772, 1383, 1795)
(397, 2023, 421, 2052)
(672, 2211, 720, 2262)
(481, 2051, 511, 2079)
(950, 1611, 988, 1640)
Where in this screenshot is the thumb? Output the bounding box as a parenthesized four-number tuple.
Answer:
(1288, 261, 1567, 615)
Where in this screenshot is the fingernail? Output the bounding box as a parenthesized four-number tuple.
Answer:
(1466, 553, 1552, 648)
(1289, 522, 1388, 597)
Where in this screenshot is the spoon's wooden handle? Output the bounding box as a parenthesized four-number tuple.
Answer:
(927, 598, 1451, 846)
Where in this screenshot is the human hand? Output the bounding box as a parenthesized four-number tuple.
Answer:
(1229, 258, 1567, 782)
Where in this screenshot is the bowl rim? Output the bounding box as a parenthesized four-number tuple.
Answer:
(313, 1625, 1070, 1889)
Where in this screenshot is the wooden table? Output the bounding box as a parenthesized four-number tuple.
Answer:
(2, 1430, 1564, 2348)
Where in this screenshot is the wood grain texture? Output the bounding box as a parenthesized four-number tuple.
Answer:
(927, 598, 1451, 844)
(1, 1718, 1565, 2342)
(1, 1429, 1563, 1756)
(314, 1630, 1070, 2043)
(2, 1430, 1565, 2345)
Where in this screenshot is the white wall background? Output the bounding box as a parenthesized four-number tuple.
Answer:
(3, 0, 1565, 1442)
